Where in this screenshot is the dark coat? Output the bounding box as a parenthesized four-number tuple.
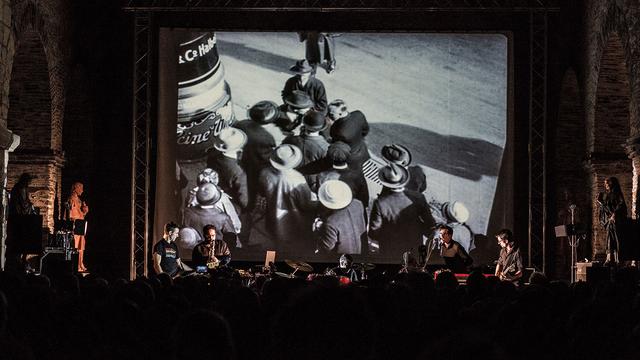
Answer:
(283, 133, 330, 186)
(281, 76, 328, 113)
(207, 151, 249, 213)
(369, 190, 433, 258)
(316, 199, 367, 254)
(408, 166, 427, 193)
(329, 110, 370, 169)
(233, 119, 277, 205)
(183, 206, 238, 248)
(255, 167, 317, 253)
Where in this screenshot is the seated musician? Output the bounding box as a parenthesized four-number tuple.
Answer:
(330, 254, 360, 282)
(494, 228, 523, 285)
(192, 224, 231, 268)
(153, 222, 190, 277)
(438, 224, 473, 273)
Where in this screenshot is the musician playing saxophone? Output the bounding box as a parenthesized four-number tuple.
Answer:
(192, 224, 231, 268)
(494, 228, 523, 285)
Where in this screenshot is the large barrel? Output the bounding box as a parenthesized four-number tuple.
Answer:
(176, 32, 235, 162)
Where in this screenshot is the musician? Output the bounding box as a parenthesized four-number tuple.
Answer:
(494, 228, 523, 285)
(192, 224, 231, 268)
(153, 222, 188, 277)
(597, 177, 628, 265)
(329, 254, 360, 282)
(438, 224, 472, 273)
(65, 182, 89, 272)
(6, 173, 38, 272)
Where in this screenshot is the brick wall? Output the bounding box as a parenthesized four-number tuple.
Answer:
(7, 29, 52, 149)
(554, 69, 589, 278)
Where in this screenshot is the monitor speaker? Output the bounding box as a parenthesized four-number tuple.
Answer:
(40, 252, 78, 276)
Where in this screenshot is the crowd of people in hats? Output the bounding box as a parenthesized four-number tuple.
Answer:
(180, 57, 435, 259)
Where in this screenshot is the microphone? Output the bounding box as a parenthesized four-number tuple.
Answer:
(569, 204, 576, 210)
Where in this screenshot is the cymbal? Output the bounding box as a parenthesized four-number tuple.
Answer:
(354, 263, 375, 271)
(285, 259, 314, 272)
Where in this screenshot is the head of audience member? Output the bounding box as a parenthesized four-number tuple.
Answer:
(438, 224, 454, 246)
(164, 222, 180, 243)
(196, 168, 219, 186)
(327, 99, 349, 121)
(381, 144, 412, 167)
(203, 224, 217, 243)
(195, 183, 222, 206)
(249, 100, 279, 125)
(289, 59, 314, 83)
(284, 90, 313, 115)
(378, 163, 410, 191)
(327, 141, 351, 169)
(339, 254, 353, 269)
(302, 110, 327, 135)
(172, 310, 235, 360)
(496, 228, 515, 249)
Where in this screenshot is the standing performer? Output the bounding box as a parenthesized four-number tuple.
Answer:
(597, 177, 628, 265)
(153, 222, 189, 277)
(65, 182, 89, 272)
(7, 173, 37, 272)
(494, 229, 523, 285)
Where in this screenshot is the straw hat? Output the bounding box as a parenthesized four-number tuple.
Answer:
(318, 180, 353, 210)
(270, 144, 303, 170)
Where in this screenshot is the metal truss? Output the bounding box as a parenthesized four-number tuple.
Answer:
(528, 11, 548, 272)
(124, 0, 562, 12)
(131, 12, 152, 280)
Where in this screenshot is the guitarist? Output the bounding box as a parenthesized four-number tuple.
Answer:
(495, 229, 523, 285)
(192, 224, 231, 268)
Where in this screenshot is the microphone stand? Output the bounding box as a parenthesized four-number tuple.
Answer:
(568, 205, 579, 283)
(422, 237, 440, 271)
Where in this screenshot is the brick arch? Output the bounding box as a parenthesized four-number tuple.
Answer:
(6, 28, 59, 230)
(589, 31, 633, 260)
(554, 68, 589, 277)
(592, 33, 631, 154)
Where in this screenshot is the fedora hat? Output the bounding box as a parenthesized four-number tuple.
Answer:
(284, 90, 313, 109)
(378, 163, 410, 189)
(196, 183, 222, 206)
(249, 100, 279, 124)
(381, 144, 412, 167)
(327, 141, 351, 168)
(303, 110, 327, 132)
(270, 144, 303, 170)
(443, 201, 469, 223)
(213, 127, 247, 153)
(289, 59, 314, 74)
(318, 180, 353, 210)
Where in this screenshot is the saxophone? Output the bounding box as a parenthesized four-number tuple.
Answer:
(206, 243, 220, 269)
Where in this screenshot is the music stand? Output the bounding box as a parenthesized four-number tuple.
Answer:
(555, 205, 582, 282)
